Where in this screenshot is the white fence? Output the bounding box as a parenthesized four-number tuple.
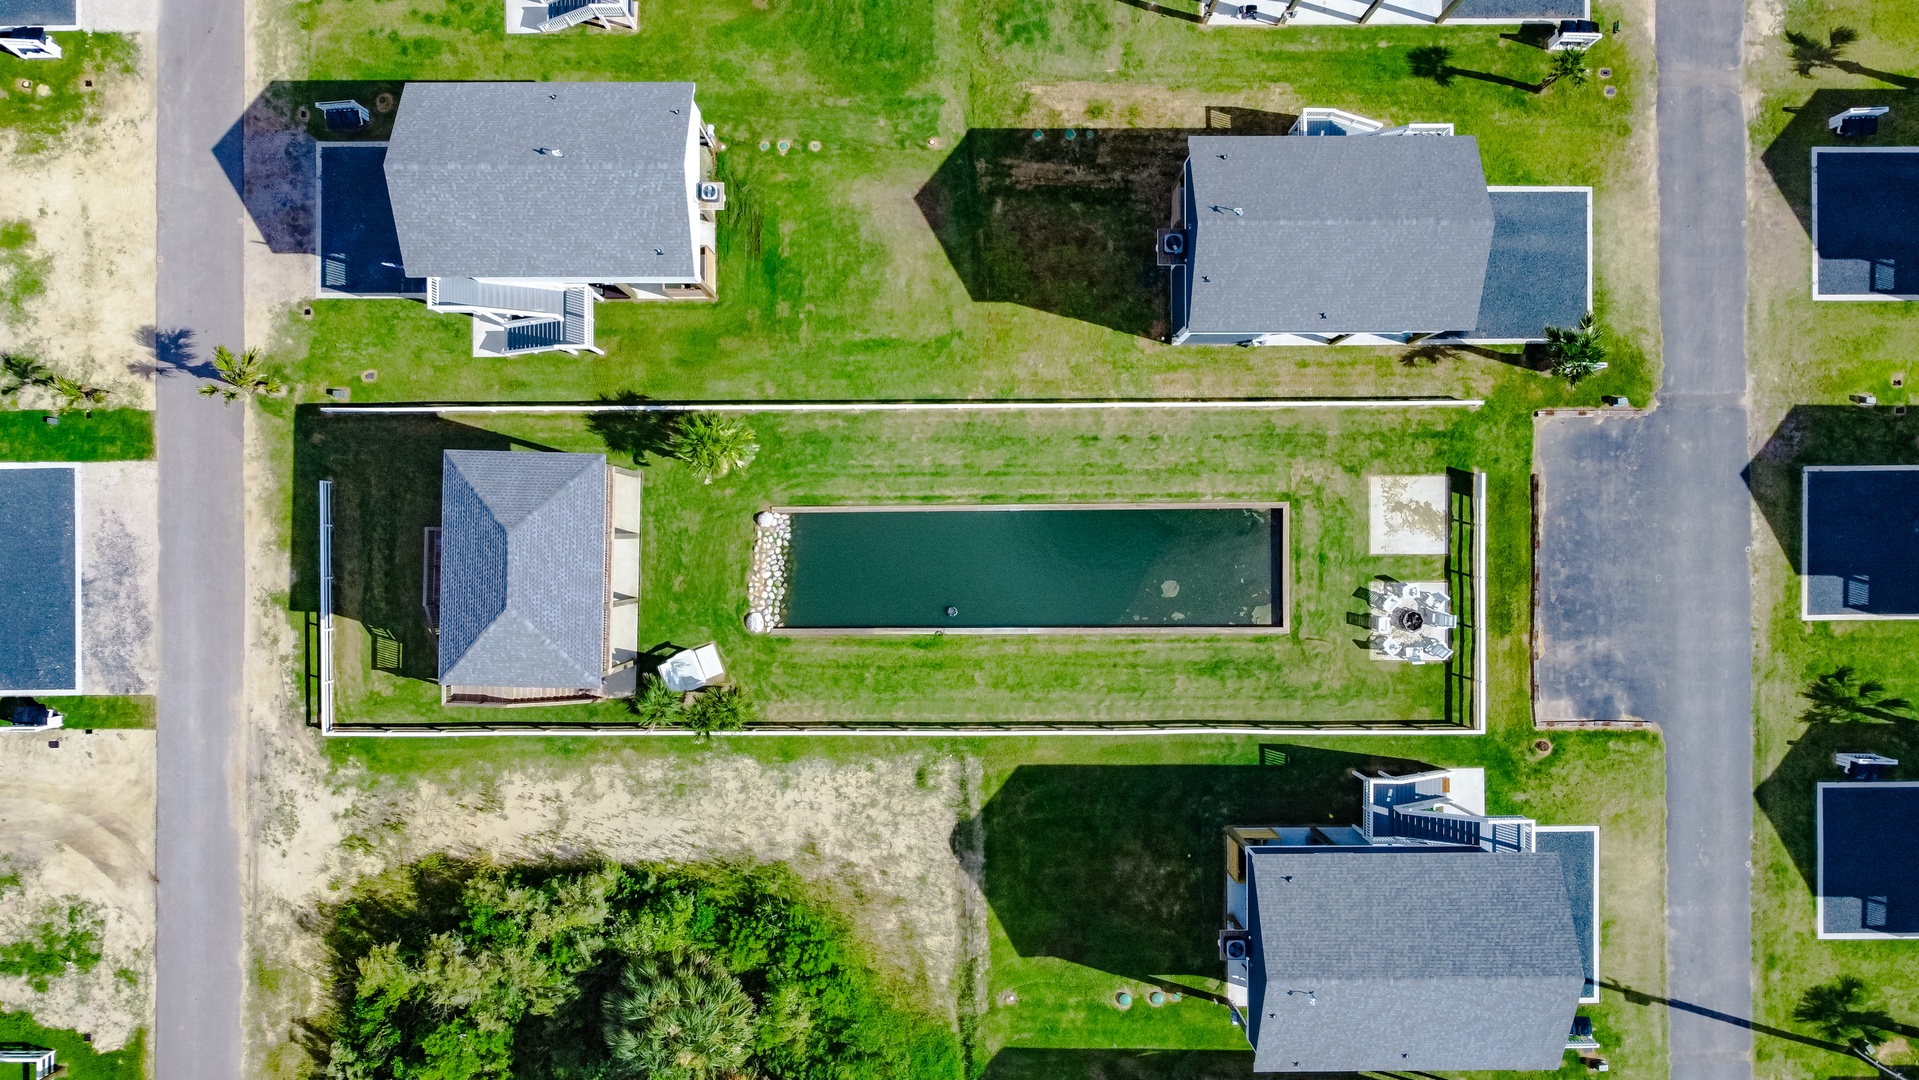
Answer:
(318, 479, 336, 734)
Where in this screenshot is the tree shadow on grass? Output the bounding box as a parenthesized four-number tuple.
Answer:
(292, 406, 551, 684)
(585, 391, 680, 466)
(957, 747, 1432, 983)
(1746, 405, 1919, 576)
(1408, 44, 1540, 93)
(916, 127, 1190, 338)
(981, 1048, 1271, 1080)
(1759, 87, 1919, 239)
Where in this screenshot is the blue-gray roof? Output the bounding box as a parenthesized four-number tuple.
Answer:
(1536, 827, 1599, 997)
(384, 82, 699, 281)
(1820, 783, 1919, 935)
(0, 467, 78, 692)
(1458, 188, 1590, 340)
(1814, 149, 1919, 297)
(0, 0, 78, 27)
(1180, 135, 1494, 335)
(318, 144, 425, 296)
(1246, 849, 1583, 1072)
(1803, 467, 1919, 617)
(438, 450, 607, 691)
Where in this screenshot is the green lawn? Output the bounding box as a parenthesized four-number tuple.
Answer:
(257, 0, 1658, 406)
(34, 695, 156, 729)
(306, 728, 1668, 1080)
(1748, 2, 1919, 1075)
(0, 1012, 143, 1080)
(0, 33, 139, 150)
(295, 390, 1542, 727)
(0, 409, 152, 461)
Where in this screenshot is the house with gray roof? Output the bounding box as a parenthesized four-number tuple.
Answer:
(1165, 112, 1591, 347)
(316, 82, 722, 358)
(435, 450, 642, 707)
(0, 0, 80, 58)
(1200, 0, 1587, 27)
(1220, 767, 1598, 1072)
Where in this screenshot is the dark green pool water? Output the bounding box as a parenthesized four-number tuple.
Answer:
(782, 507, 1282, 629)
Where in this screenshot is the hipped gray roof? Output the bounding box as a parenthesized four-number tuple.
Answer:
(1247, 849, 1583, 1072)
(438, 450, 607, 690)
(385, 82, 698, 280)
(0, 0, 77, 25)
(1183, 135, 1494, 335)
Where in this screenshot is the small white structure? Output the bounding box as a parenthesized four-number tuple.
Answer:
(507, 0, 635, 33)
(1828, 106, 1890, 138)
(1546, 18, 1603, 50)
(659, 643, 725, 693)
(0, 700, 63, 731)
(0, 0, 78, 58)
(1370, 474, 1450, 555)
(1200, 0, 1588, 27)
(0, 1045, 57, 1079)
(315, 99, 371, 132)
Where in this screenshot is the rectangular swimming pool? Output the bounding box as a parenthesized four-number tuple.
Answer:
(756, 503, 1286, 633)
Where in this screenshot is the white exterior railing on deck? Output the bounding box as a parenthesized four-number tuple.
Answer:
(318, 479, 336, 734)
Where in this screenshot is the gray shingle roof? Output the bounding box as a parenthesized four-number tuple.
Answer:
(1247, 849, 1583, 1072)
(385, 82, 698, 280)
(0, 0, 77, 26)
(0, 466, 78, 692)
(1182, 135, 1494, 335)
(438, 450, 607, 691)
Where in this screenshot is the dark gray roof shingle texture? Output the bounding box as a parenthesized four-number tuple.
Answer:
(0, 0, 78, 26)
(318, 144, 425, 296)
(1247, 849, 1583, 1072)
(385, 82, 697, 280)
(1448, 0, 1586, 17)
(1815, 149, 1919, 297)
(438, 450, 607, 691)
(1820, 783, 1919, 935)
(1535, 828, 1599, 996)
(1462, 189, 1590, 340)
(1183, 135, 1494, 335)
(1803, 467, 1919, 616)
(0, 467, 78, 692)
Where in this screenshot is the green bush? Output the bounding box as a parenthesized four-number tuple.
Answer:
(324, 859, 961, 1080)
(0, 902, 104, 992)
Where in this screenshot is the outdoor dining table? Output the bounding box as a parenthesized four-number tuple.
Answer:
(1367, 580, 1455, 664)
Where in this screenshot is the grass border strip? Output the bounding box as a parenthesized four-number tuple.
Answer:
(318, 397, 1484, 415)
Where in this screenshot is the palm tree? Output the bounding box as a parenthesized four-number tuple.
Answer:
(1785, 26, 1859, 76)
(1794, 977, 1905, 1078)
(1542, 315, 1609, 385)
(199, 345, 284, 406)
(0, 355, 53, 398)
(602, 953, 757, 1080)
(670, 413, 759, 484)
(50, 376, 110, 413)
(629, 674, 684, 728)
(683, 685, 755, 739)
(1537, 47, 1590, 94)
(1408, 45, 1455, 87)
(1803, 666, 1912, 724)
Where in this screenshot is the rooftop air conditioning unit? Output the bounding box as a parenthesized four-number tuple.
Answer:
(1219, 929, 1251, 961)
(1156, 228, 1188, 267)
(697, 181, 726, 209)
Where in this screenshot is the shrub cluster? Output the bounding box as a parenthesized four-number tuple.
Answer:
(323, 859, 961, 1080)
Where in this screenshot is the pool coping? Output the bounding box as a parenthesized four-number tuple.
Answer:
(762, 501, 1291, 635)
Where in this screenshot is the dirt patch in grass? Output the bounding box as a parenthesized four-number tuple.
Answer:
(0, 732, 154, 1051)
(0, 50, 155, 408)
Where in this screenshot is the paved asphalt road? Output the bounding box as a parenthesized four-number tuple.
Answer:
(1536, 0, 1754, 1076)
(154, 0, 247, 1068)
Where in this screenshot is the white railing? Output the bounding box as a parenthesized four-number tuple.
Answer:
(1472, 470, 1488, 733)
(318, 479, 336, 734)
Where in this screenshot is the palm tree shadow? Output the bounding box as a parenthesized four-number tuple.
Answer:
(1408, 45, 1538, 94)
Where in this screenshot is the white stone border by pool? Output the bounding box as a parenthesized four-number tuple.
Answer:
(757, 500, 1292, 636)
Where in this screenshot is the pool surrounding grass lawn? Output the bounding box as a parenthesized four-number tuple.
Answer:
(293, 399, 1525, 727)
(1749, 4, 1919, 1073)
(777, 504, 1284, 631)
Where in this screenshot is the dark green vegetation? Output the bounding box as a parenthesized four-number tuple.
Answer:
(261, 0, 1655, 405)
(324, 859, 961, 1080)
(0, 33, 138, 150)
(0, 1012, 143, 1080)
(1750, 5, 1919, 1075)
(0, 901, 103, 993)
(295, 399, 1521, 726)
(0, 409, 153, 461)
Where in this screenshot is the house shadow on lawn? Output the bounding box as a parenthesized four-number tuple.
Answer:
(917, 127, 1205, 338)
(957, 747, 1432, 984)
(1755, 710, 1913, 897)
(1759, 87, 1919, 238)
(222, 81, 408, 257)
(1746, 405, 1919, 573)
(291, 407, 557, 684)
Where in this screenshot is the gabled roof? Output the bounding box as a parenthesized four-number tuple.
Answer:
(0, 0, 77, 27)
(385, 82, 699, 280)
(1183, 135, 1494, 335)
(1247, 849, 1582, 1072)
(438, 450, 607, 690)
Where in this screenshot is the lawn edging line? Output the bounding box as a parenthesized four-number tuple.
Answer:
(321, 721, 1483, 738)
(317, 397, 1485, 416)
